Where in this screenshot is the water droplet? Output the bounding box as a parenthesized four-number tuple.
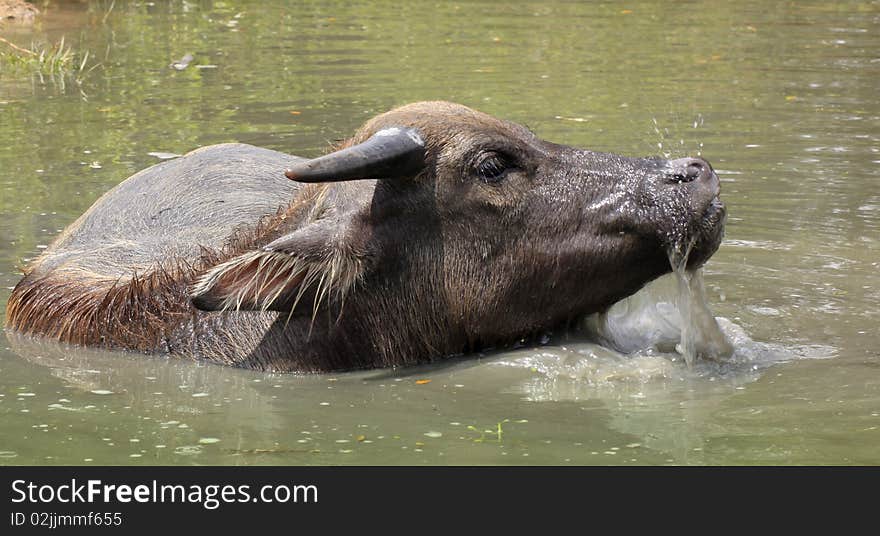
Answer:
(147, 151, 181, 160)
(173, 446, 202, 456)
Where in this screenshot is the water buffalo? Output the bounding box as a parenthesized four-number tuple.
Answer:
(5, 101, 725, 372)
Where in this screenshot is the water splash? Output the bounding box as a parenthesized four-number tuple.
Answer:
(498, 266, 835, 401)
(583, 240, 733, 368)
(651, 114, 705, 158)
(668, 240, 733, 367)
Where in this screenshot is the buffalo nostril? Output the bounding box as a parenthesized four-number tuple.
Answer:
(666, 157, 711, 184)
(686, 162, 704, 180)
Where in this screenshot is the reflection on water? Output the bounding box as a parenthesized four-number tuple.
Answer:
(496, 277, 837, 460)
(4, 332, 670, 465)
(2, 0, 879, 465)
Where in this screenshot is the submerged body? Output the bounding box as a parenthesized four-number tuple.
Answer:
(6, 102, 725, 372)
(7, 143, 309, 367)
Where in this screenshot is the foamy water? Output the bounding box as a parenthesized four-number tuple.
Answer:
(491, 271, 835, 402)
(582, 239, 733, 367)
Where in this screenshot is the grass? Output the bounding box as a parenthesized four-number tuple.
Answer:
(0, 35, 96, 82)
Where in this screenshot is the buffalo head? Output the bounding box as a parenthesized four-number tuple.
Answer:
(189, 101, 724, 366)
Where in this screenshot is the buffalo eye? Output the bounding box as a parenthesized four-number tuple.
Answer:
(473, 152, 513, 184)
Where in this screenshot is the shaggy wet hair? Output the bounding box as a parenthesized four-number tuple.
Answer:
(6, 184, 337, 351)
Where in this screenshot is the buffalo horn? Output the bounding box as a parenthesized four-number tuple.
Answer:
(284, 127, 425, 183)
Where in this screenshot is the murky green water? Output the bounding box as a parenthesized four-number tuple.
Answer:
(1, 0, 878, 465)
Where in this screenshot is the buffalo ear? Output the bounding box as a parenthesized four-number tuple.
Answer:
(189, 219, 367, 315)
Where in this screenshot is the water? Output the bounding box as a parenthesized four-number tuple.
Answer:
(584, 240, 736, 367)
(670, 242, 735, 366)
(1, 0, 879, 465)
